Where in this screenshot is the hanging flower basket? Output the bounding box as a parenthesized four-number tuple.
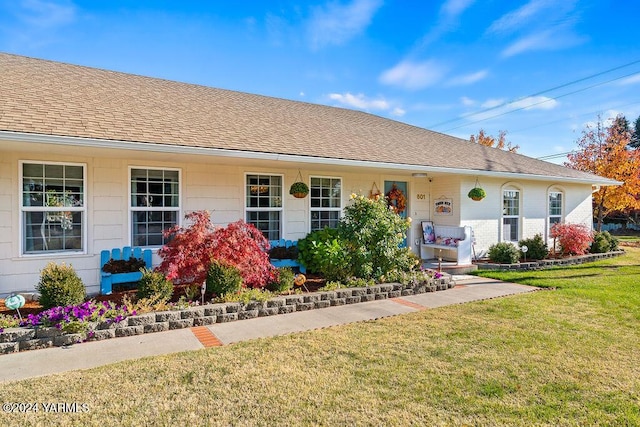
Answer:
(467, 187, 486, 201)
(290, 170, 309, 198)
(289, 181, 309, 198)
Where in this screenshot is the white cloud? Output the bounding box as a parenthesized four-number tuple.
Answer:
(468, 96, 558, 123)
(501, 31, 550, 57)
(618, 73, 640, 86)
(487, 0, 555, 34)
(481, 98, 504, 108)
(18, 0, 76, 28)
(511, 96, 558, 110)
(390, 107, 406, 117)
(328, 92, 389, 110)
(460, 96, 475, 106)
(327, 92, 404, 116)
(307, 0, 382, 49)
(414, 0, 475, 51)
(379, 59, 446, 90)
(441, 0, 476, 17)
(1, 0, 76, 49)
(487, 0, 585, 57)
(446, 69, 488, 86)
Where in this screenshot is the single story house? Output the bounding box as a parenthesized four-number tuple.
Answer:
(0, 53, 617, 295)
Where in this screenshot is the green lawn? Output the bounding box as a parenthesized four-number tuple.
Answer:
(1, 250, 639, 426)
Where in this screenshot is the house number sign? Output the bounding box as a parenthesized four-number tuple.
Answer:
(416, 193, 426, 200)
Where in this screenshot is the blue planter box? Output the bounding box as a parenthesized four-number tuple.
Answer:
(269, 239, 306, 273)
(100, 246, 152, 295)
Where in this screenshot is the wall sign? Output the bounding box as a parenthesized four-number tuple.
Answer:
(434, 198, 453, 216)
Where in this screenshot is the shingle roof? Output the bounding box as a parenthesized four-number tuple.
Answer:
(0, 52, 611, 184)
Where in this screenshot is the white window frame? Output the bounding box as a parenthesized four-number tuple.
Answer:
(310, 176, 342, 232)
(129, 166, 182, 248)
(548, 188, 564, 237)
(20, 160, 87, 256)
(244, 173, 284, 241)
(501, 185, 521, 242)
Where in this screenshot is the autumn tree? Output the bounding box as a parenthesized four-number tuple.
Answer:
(565, 115, 640, 231)
(470, 129, 519, 152)
(629, 115, 640, 148)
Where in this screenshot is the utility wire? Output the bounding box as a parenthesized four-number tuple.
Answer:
(428, 58, 640, 129)
(509, 100, 640, 135)
(442, 70, 640, 132)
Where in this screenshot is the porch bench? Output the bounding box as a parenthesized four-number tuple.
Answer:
(100, 246, 153, 295)
(269, 239, 306, 273)
(420, 224, 472, 265)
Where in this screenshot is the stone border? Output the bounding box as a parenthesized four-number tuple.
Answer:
(476, 250, 624, 271)
(0, 277, 453, 355)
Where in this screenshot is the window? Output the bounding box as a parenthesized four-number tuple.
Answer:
(548, 191, 563, 233)
(502, 189, 520, 242)
(310, 177, 341, 231)
(21, 162, 85, 254)
(130, 168, 180, 247)
(246, 174, 282, 240)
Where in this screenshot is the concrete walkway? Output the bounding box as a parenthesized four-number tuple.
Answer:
(0, 277, 537, 383)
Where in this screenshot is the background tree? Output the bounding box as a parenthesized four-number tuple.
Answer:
(565, 114, 640, 231)
(470, 129, 519, 152)
(629, 115, 640, 148)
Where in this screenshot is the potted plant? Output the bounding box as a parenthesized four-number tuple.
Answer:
(467, 187, 486, 201)
(289, 181, 309, 198)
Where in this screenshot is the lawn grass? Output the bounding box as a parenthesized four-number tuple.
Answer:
(0, 250, 639, 426)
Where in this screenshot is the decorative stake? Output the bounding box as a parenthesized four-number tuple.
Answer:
(201, 281, 206, 305)
(4, 293, 26, 321)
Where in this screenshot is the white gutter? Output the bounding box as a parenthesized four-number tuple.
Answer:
(0, 131, 621, 186)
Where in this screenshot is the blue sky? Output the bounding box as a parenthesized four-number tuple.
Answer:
(1, 0, 639, 163)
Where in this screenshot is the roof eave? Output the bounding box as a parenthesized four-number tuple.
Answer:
(1, 131, 618, 186)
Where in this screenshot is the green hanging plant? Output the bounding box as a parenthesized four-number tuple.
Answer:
(468, 178, 486, 201)
(289, 170, 309, 198)
(289, 181, 309, 198)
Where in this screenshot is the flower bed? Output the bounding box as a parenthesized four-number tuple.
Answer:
(476, 250, 625, 271)
(0, 275, 453, 355)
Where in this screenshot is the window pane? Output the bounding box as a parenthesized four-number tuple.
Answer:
(23, 211, 83, 253)
(246, 210, 280, 240)
(22, 163, 85, 254)
(130, 168, 180, 246)
(549, 192, 562, 216)
(310, 177, 342, 231)
(132, 210, 177, 247)
(503, 218, 519, 242)
(245, 175, 282, 239)
(503, 190, 519, 216)
(311, 210, 339, 231)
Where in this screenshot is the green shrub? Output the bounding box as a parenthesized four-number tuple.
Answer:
(136, 268, 174, 303)
(266, 267, 295, 293)
(518, 234, 548, 260)
(217, 288, 272, 304)
(206, 260, 243, 297)
(298, 228, 351, 281)
(591, 231, 619, 253)
(488, 242, 520, 264)
(338, 194, 414, 279)
(36, 262, 86, 309)
(344, 277, 376, 288)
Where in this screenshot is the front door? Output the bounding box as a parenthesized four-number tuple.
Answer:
(384, 181, 408, 247)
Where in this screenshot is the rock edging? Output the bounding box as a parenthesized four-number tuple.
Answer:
(0, 277, 453, 355)
(476, 250, 624, 271)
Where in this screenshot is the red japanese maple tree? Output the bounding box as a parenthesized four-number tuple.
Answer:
(550, 223, 593, 256)
(156, 211, 276, 288)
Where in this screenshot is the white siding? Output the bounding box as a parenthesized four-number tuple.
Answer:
(0, 144, 596, 295)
